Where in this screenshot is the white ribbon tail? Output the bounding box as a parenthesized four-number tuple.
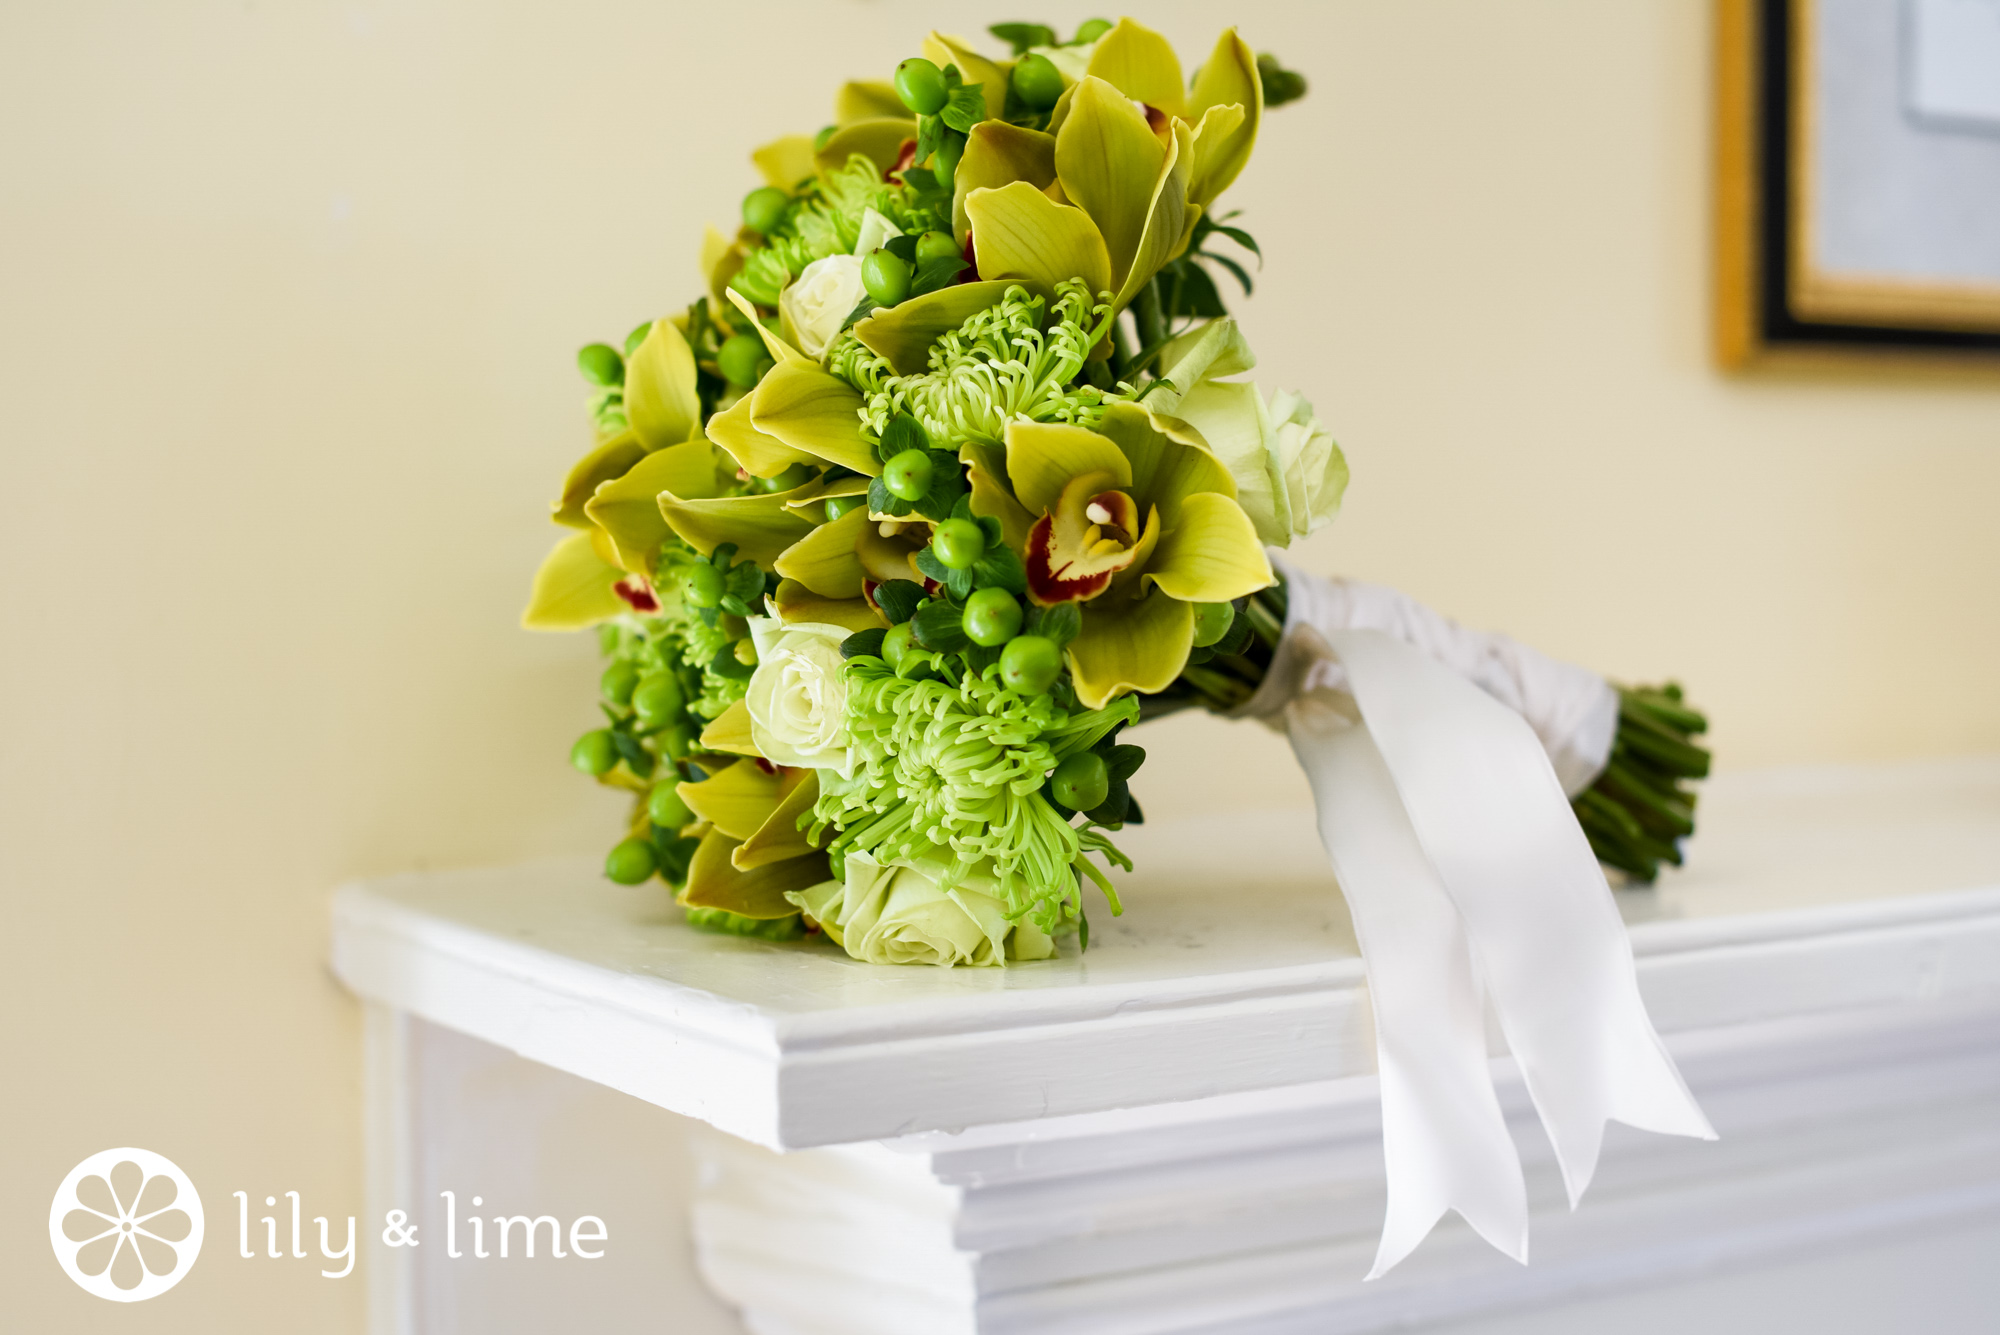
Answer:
(1287, 629, 1716, 1277)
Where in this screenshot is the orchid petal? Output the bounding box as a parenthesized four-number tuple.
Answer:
(657, 487, 815, 566)
(853, 281, 1015, 376)
(1067, 588, 1194, 708)
(774, 504, 871, 599)
(625, 319, 702, 451)
(1084, 18, 1186, 116)
(772, 579, 883, 632)
(723, 287, 809, 366)
(1094, 401, 1234, 523)
(1054, 77, 1166, 294)
(965, 182, 1113, 299)
(708, 391, 816, 479)
(780, 473, 870, 522)
(683, 827, 828, 918)
(585, 439, 731, 573)
(1110, 118, 1192, 311)
(521, 532, 625, 631)
(953, 121, 1057, 244)
(1145, 491, 1274, 603)
(699, 698, 761, 756)
(1004, 419, 1130, 516)
(855, 520, 926, 583)
(1185, 28, 1261, 205)
(815, 119, 916, 176)
(702, 224, 747, 309)
(552, 429, 645, 529)
(679, 758, 783, 840)
(751, 135, 817, 190)
(734, 770, 824, 870)
(835, 80, 907, 125)
(750, 361, 879, 474)
(963, 442, 1034, 550)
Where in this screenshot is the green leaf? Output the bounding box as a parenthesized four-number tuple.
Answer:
(1161, 261, 1226, 319)
(884, 234, 919, 263)
(962, 640, 1002, 674)
(611, 730, 656, 778)
(912, 448, 969, 521)
(1256, 53, 1309, 108)
(912, 546, 951, 584)
(718, 594, 751, 617)
(909, 255, 970, 298)
(723, 559, 765, 606)
(940, 83, 989, 133)
(875, 579, 926, 623)
(1026, 599, 1080, 647)
(1106, 743, 1146, 781)
(881, 413, 930, 455)
(1212, 223, 1262, 258)
(912, 598, 969, 652)
(841, 628, 887, 659)
(989, 22, 1057, 55)
(1202, 249, 1254, 296)
(971, 543, 1027, 595)
(868, 473, 912, 517)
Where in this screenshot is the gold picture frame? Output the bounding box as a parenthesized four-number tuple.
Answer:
(1714, 0, 2000, 369)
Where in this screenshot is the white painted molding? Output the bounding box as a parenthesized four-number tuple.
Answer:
(332, 759, 2000, 1150)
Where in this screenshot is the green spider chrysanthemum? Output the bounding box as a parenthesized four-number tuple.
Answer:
(811, 651, 1136, 934)
(828, 279, 1131, 451)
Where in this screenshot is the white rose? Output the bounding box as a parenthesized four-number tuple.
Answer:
(745, 617, 854, 775)
(779, 254, 867, 359)
(1151, 318, 1349, 545)
(786, 852, 1057, 968)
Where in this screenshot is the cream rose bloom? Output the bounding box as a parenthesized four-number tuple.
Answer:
(779, 254, 867, 359)
(745, 617, 853, 775)
(786, 853, 1057, 968)
(1151, 319, 1349, 545)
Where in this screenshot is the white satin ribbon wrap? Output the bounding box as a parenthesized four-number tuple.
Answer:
(1237, 557, 1715, 1276)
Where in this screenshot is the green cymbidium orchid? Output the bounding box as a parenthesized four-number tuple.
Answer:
(1006, 402, 1272, 707)
(951, 22, 1261, 319)
(677, 759, 832, 919)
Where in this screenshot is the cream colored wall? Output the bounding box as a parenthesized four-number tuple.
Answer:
(3, 1, 1995, 1328)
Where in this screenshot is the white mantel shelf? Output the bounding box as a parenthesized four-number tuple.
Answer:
(332, 757, 2000, 1153)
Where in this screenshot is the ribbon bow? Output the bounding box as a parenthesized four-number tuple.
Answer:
(1237, 555, 1715, 1276)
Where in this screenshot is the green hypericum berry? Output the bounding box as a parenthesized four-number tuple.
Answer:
(895, 57, 949, 115)
(600, 660, 640, 707)
(962, 587, 1022, 646)
(914, 230, 960, 264)
(682, 563, 725, 609)
(881, 621, 916, 671)
(577, 343, 624, 387)
(741, 186, 790, 235)
(570, 729, 617, 776)
(1073, 18, 1112, 43)
(1051, 751, 1110, 811)
(882, 449, 934, 501)
(717, 332, 768, 388)
(660, 722, 696, 761)
(648, 781, 694, 829)
(999, 634, 1060, 693)
(930, 517, 985, 569)
(1010, 53, 1064, 110)
(825, 494, 867, 522)
(755, 462, 815, 493)
(933, 135, 964, 188)
(733, 638, 758, 666)
(1191, 600, 1236, 648)
(604, 836, 658, 885)
(632, 672, 684, 729)
(861, 249, 912, 306)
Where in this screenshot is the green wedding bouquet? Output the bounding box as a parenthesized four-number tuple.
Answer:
(523, 17, 1708, 967)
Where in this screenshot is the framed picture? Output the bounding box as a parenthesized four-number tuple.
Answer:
(1715, 0, 2000, 366)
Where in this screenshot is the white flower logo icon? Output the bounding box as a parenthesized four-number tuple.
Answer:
(49, 1148, 204, 1302)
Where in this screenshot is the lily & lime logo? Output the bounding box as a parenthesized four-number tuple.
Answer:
(49, 1148, 204, 1301)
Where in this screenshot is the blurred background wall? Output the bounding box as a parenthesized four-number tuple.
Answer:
(3, 1, 1996, 1329)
